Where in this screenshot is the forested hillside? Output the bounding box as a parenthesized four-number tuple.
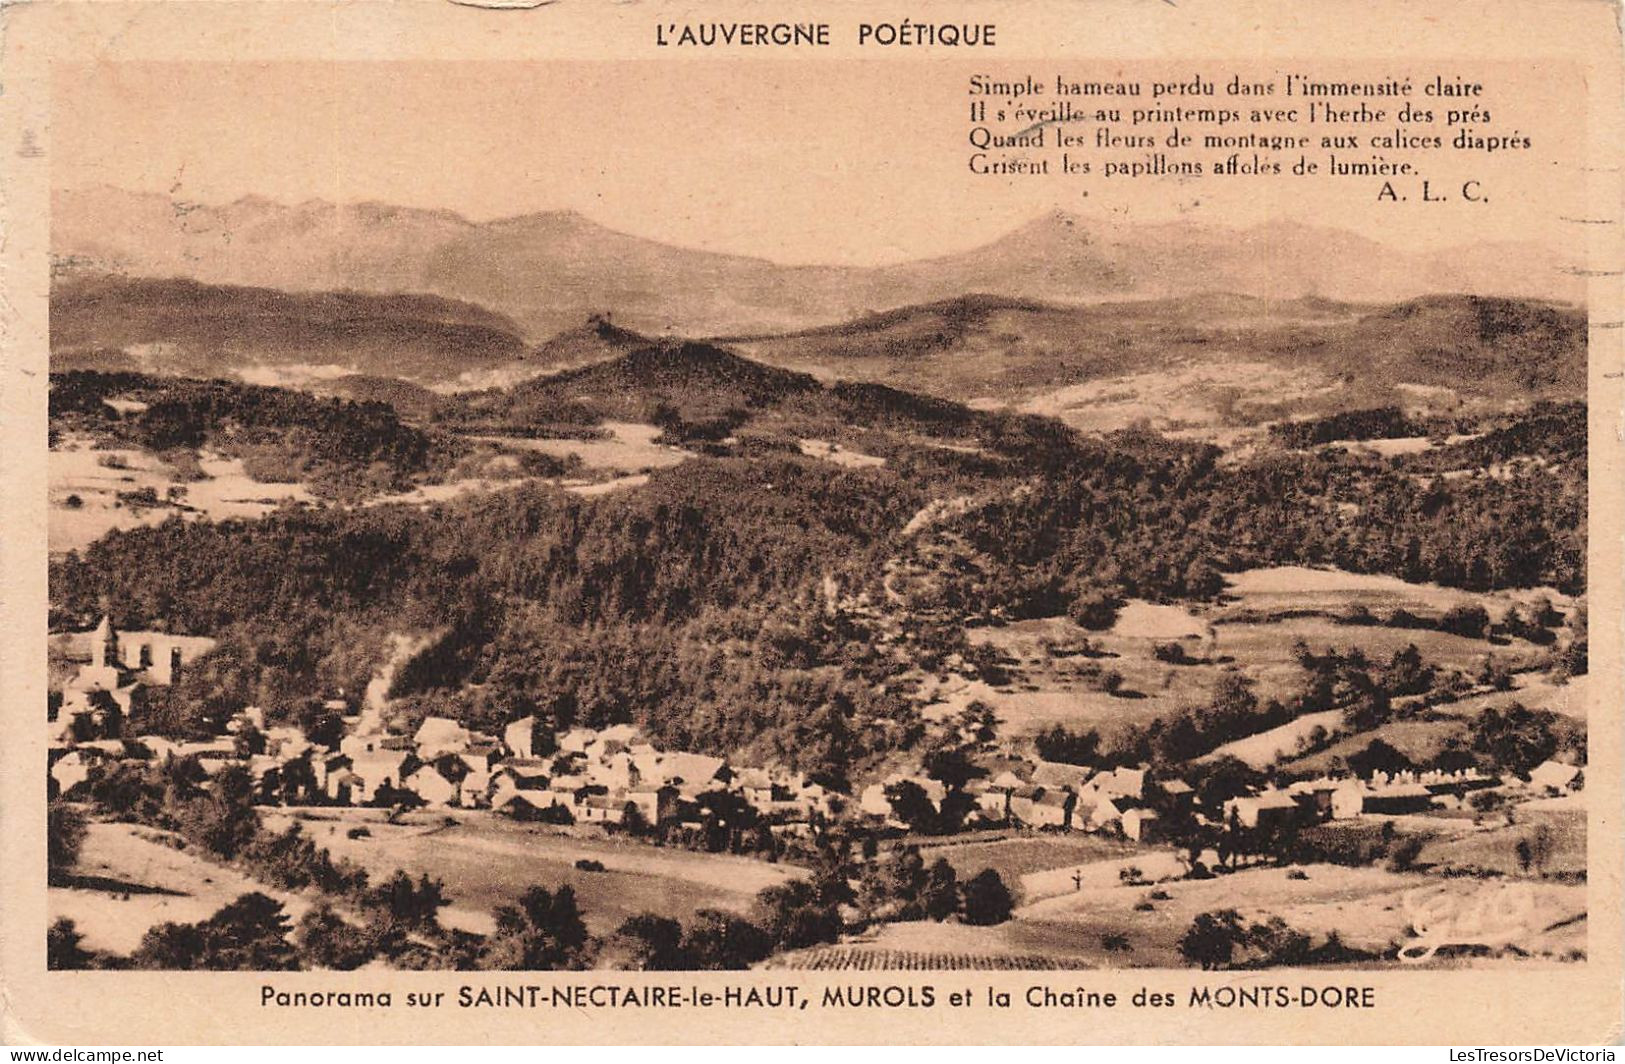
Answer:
(50, 364, 1586, 783)
(50, 371, 466, 498)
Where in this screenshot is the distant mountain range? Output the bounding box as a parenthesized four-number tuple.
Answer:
(51, 272, 1585, 428)
(53, 187, 1584, 339)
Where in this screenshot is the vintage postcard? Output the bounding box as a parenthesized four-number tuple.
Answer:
(1, 0, 1621, 1046)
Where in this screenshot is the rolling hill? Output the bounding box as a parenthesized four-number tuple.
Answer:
(50, 275, 529, 385)
(722, 292, 1586, 417)
(440, 339, 826, 429)
(54, 270, 1585, 437)
(300, 374, 445, 420)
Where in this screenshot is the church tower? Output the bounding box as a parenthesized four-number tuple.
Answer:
(92, 615, 118, 670)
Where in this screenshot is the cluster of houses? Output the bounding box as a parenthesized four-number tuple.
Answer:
(859, 752, 1584, 844)
(859, 760, 1183, 842)
(1223, 768, 1500, 830)
(48, 618, 1587, 852)
(1222, 761, 1582, 831)
(49, 619, 843, 838)
(321, 714, 842, 834)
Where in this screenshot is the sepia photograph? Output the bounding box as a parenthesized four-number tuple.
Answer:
(39, 57, 1599, 978)
(3, 0, 1621, 1045)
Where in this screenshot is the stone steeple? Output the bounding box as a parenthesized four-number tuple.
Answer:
(92, 615, 118, 669)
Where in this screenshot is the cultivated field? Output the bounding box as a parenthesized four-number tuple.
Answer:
(50, 423, 677, 555)
(1220, 566, 1578, 621)
(49, 437, 315, 553)
(777, 917, 1102, 968)
(1207, 709, 1345, 768)
(910, 834, 1139, 900)
(1277, 719, 1471, 775)
(1016, 359, 1338, 437)
(1413, 805, 1585, 878)
(1009, 861, 1585, 968)
(262, 808, 803, 936)
(773, 944, 1093, 970)
(1435, 674, 1589, 721)
(49, 820, 316, 955)
(471, 421, 689, 474)
(963, 612, 1224, 735)
(960, 574, 1556, 747)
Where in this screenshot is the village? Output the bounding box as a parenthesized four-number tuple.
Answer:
(49, 616, 1585, 859)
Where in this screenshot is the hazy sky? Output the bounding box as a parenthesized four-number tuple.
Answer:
(53, 61, 1582, 266)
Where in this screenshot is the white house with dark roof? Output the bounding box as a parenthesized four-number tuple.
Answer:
(1224, 790, 1300, 829)
(503, 715, 541, 760)
(413, 716, 471, 759)
(348, 749, 416, 804)
(404, 763, 460, 807)
(1122, 807, 1161, 842)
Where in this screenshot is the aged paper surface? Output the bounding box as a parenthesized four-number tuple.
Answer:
(2, 0, 1622, 1046)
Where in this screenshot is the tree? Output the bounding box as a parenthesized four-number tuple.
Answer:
(858, 845, 929, 920)
(482, 885, 593, 971)
(958, 868, 1014, 926)
(363, 870, 449, 937)
(295, 904, 377, 971)
(1498, 605, 1530, 642)
(613, 914, 690, 970)
(958, 701, 998, 745)
(192, 892, 300, 970)
(172, 764, 260, 858)
(1382, 644, 1435, 697)
(1345, 738, 1414, 779)
(1153, 641, 1191, 665)
(296, 700, 346, 750)
(47, 919, 94, 970)
(1178, 909, 1247, 970)
(1387, 835, 1426, 873)
(691, 789, 759, 852)
(1244, 915, 1312, 966)
(1035, 725, 1101, 767)
(1439, 604, 1490, 639)
(1471, 704, 1562, 776)
(87, 759, 172, 824)
(920, 858, 960, 922)
(47, 801, 88, 884)
(1516, 823, 1555, 876)
(232, 723, 268, 758)
(1187, 756, 1261, 813)
(883, 780, 938, 834)
(618, 802, 650, 838)
(132, 922, 208, 970)
(752, 880, 842, 949)
(1557, 606, 1588, 679)
(1476, 654, 1515, 692)
(134, 892, 299, 970)
(1468, 789, 1506, 818)
(276, 755, 320, 806)
(1070, 586, 1121, 631)
(680, 910, 774, 970)
(923, 745, 982, 791)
